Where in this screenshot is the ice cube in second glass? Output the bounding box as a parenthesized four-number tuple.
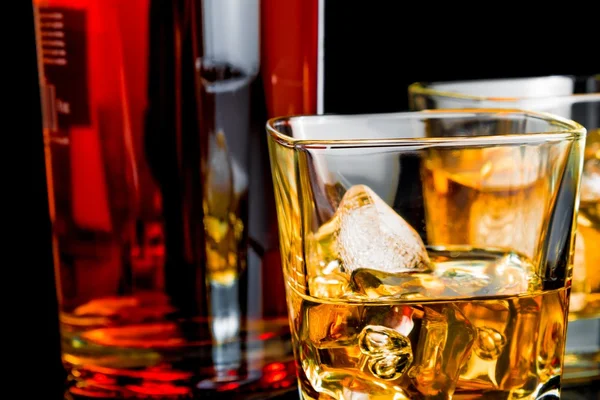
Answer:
(580, 157, 600, 203)
(309, 184, 431, 290)
(576, 156, 600, 298)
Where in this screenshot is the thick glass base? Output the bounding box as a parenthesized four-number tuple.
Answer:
(298, 377, 562, 400)
(61, 318, 296, 399)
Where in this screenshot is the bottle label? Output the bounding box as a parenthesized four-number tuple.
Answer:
(38, 7, 90, 130)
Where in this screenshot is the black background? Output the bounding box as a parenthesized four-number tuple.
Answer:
(322, 3, 598, 114)
(24, 1, 597, 398)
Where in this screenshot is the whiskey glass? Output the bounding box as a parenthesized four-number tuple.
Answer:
(267, 109, 585, 399)
(409, 75, 600, 382)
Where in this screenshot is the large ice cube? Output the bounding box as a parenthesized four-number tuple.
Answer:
(311, 184, 431, 278)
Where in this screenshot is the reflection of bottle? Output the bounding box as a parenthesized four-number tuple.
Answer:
(35, 0, 296, 397)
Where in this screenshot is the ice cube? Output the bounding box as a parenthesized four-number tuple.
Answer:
(580, 158, 600, 203)
(308, 273, 352, 299)
(434, 252, 538, 298)
(497, 297, 540, 389)
(306, 304, 363, 349)
(307, 224, 352, 300)
(351, 269, 445, 300)
(457, 300, 511, 390)
(313, 367, 410, 400)
(312, 184, 431, 279)
(350, 252, 537, 301)
(474, 326, 507, 361)
(358, 325, 413, 381)
(364, 306, 417, 339)
(408, 305, 476, 398)
(438, 268, 491, 295)
(480, 253, 539, 295)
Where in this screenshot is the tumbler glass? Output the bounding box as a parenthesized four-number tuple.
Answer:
(409, 75, 599, 382)
(267, 109, 585, 399)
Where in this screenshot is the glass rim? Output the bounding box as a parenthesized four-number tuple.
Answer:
(266, 109, 586, 149)
(408, 74, 600, 103)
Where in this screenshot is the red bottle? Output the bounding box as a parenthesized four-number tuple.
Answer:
(33, 0, 311, 397)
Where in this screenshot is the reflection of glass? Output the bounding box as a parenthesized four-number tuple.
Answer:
(267, 110, 584, 399)
(409, 75, 600, 382)
(33, 0, 294, 397)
